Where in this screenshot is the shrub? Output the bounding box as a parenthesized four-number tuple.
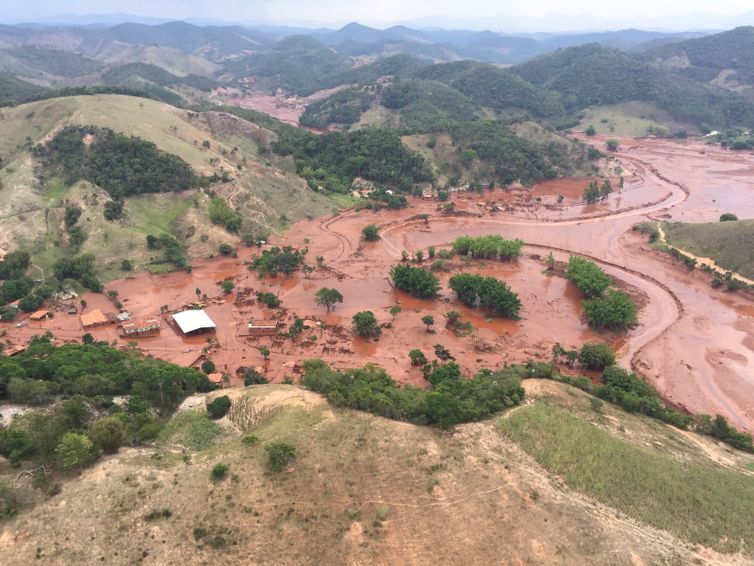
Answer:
(266, 442, 296, 472)
(256, 292, 281, 308)
(389, 264, 440, 299)
(206, 396, 231, 419)
(352, 311, 380, 337)
(579, 343, 616, 370)
(451, 235, 523, 260)
(719, 213, 738, 222)
(243, 368, 268, 386)
(211, 463, 229, 480)
(218, 243, 235, 256)
(584, 290, 637, 330)
(201, 360, 216, 374)
(241, 434, 259, 446)
(361, 224, 380, 241)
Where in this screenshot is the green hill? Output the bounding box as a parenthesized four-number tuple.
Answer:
(0, 94, 347, 281)
(513, 43, 754, 129)
(644, 26, 754, 89)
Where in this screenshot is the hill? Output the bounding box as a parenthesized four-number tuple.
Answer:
(663, 219, 754, 280)
(0, 94, 347, 281)
(644, 27, 754, 93)
(0, 73, 46, 106)
(1, 379, 752, 564)
(513, 43, 754, 129)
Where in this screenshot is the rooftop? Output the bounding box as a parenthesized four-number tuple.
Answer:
(80, 309, 109, 328)
(173, 309, 217, 334)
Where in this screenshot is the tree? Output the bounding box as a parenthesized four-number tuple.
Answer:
(427, 362, 461, 387)
(448, 273, 521, 319)
(579, 343, 616, 370)
(352, 311, 380, 337)
(89, 417, 126, 454)
(201, 360, 216, 374)
(361, 224, 380, 241)
(207, 395, 231, 419)
(314, 288, 343, 312)
(585, 125, 596, 136)
(55, 432, 92, 471)
(221, 280, 235, 294)
(244, 368, 268, 386)
(256, 292, 281, 308)
(565, 255, 611, 298)
(211, 463, 229, 480)
(606, 139, 619, 151)
(583, 181, 601, 204)
(266, 442, 296, 472)
(600, 179, 612, 201)
(421, 315, 435, 332)
(389, 306, 401, 320)
(259, 346, 270, 360)
(584, 290, 637, 330)
(720, 213, 738, 222)
(389, 264, 440, 299)
(409, 349, 428, 366)
(120, 259, 133, 271)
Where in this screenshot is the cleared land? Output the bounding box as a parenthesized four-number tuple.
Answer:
(664, 220, 754, 280)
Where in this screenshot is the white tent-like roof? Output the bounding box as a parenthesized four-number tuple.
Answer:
(173, 309, 217, 334)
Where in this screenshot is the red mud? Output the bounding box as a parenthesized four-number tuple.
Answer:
(3, 136, 754, 431)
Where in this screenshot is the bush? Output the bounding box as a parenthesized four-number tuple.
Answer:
(719, 213, 738, 222)
(266, 442, 296, 472)
(584, 290, 637, 330)
(211, 463, 229, 480)
(361, 224, 380, 241)
(389, 264, 440, 299)
(352, 311, 380, 337)
(251, 246, 306, 277)
(218, 243, 235, 256)
(201, 360, 216, 374)
(206, 396, 231, 419)
(579, 343, 616, 370)
(243, 368, 268, 386)
(88, 416, 126, 454)
(256, 292, 281, 308)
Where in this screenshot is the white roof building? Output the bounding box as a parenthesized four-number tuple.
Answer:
(173, 309, 217, 335)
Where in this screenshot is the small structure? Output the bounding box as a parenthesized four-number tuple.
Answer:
(29, 310, 51, 321)
(244, 319, 279, 337)
(80, 309, 110, 329)
(121, 319, 161, 338)
(172, 309, 217, 335)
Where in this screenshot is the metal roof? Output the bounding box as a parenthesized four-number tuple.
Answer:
(173, 309, 217, 334)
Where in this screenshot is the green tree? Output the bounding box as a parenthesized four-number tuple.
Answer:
(88, 416, 126, 454)
(314, 287, 343, 312)
(389, 264, 440, 299)
(207, 396, 231, 419)
(55, 432, 92, 471)
(201, 360, 216, 374)
(221, 280, 235, 294)
(585, 125, 596, 136)
(720, 213, 738, 222)
(408, 349, 428, 366)
(352, 311, 380, 337)
(579, 343, 616, 370)
(565, 255, 611, 298)
(389, 306, 401, 320)
(421, 315, 435, 332)
(584, 290, 637, 330)
(583, 180, 601, 204)
(361, 224, 380, 241)
(606, 139, 619, 151)
(259, 346, 271, 360)
(600, 179, 612, 200)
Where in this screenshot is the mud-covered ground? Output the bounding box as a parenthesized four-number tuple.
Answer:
(3, 136, 754, 431)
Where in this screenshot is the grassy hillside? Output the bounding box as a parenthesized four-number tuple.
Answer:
(0, 94, 345, 281)
(0, 72, 46, 106)
(574, 101, 693, 137)
(663, 220, 754, 280)
(1, 381, 751, 564)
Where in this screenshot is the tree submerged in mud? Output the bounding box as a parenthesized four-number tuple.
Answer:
(250, 246, 307, 278)
(314, 287, 344, 312)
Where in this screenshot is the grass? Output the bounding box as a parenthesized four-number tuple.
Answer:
(576, 101, 690, 137)
(499, 402, 754, 554)
(159, 411, 223, 451)
(663, 220, 754, 280)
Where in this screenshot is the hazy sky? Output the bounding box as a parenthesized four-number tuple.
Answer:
(3, 0, 754, 30)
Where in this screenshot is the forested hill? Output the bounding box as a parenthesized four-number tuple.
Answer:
(512, 43, 754, 128)
(0, 72, 47, 106)
(643, 26, 754, 86)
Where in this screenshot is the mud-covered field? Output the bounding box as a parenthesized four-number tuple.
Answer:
(4, 136, 754, 431)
